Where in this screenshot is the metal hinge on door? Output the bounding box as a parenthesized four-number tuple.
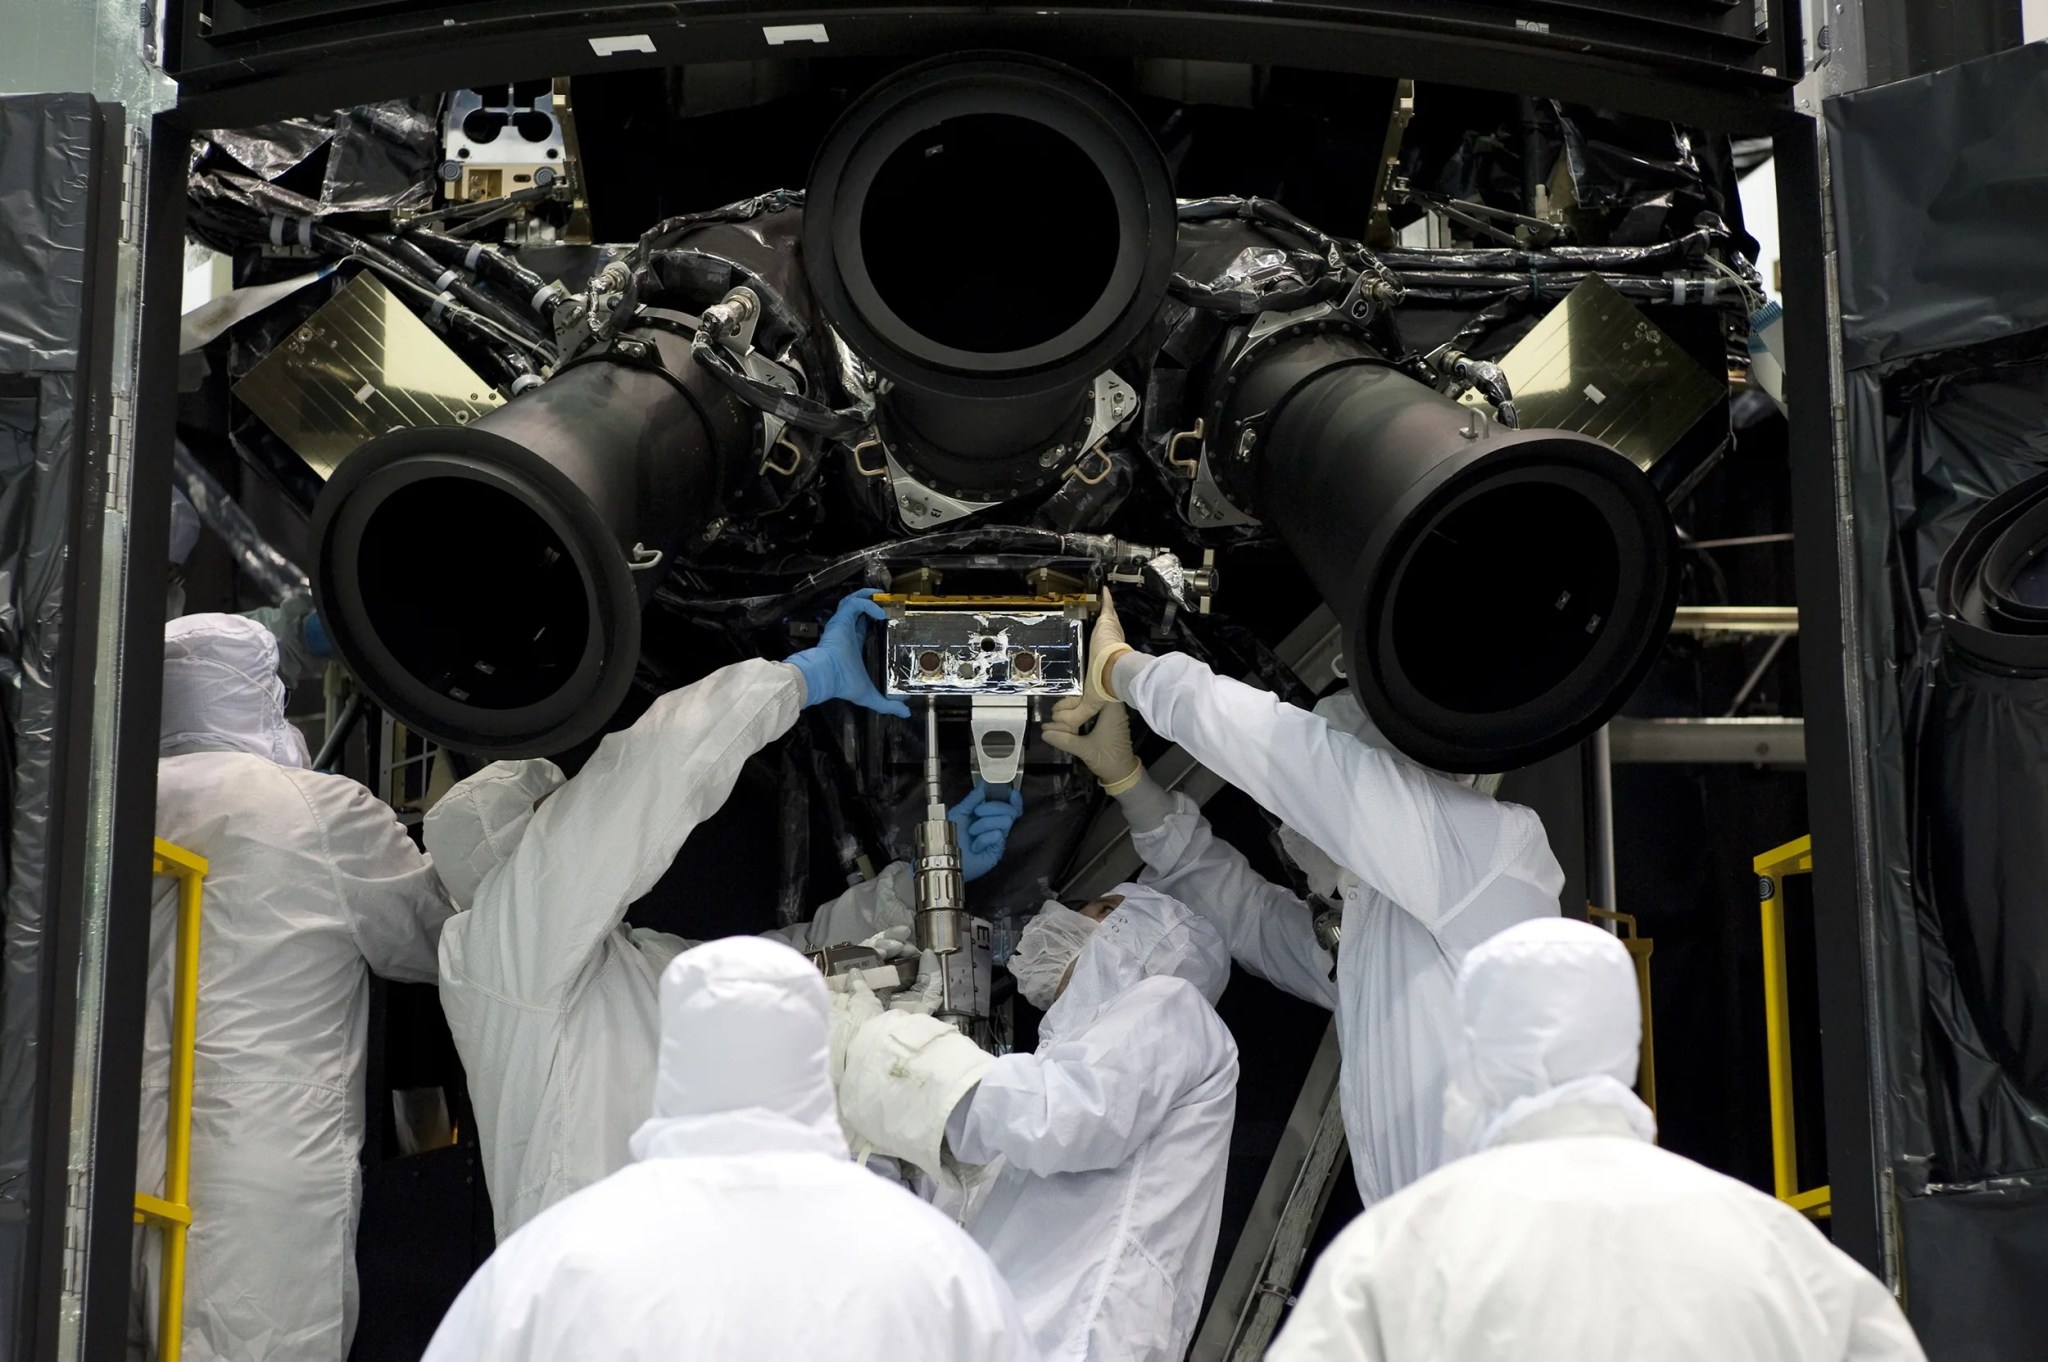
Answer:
(120, 127, 148, 245)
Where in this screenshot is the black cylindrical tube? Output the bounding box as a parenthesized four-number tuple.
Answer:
(1231, 331, 1678, 772)
(805, 54, 1175, 499)
(312, 324, 751, 755)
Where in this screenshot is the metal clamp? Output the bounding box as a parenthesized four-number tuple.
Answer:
(1167, 419, 1206, 478)
(1066, 444, 1116, 486)
(761, 432, 803, 477)
(851, 437, 888, 479)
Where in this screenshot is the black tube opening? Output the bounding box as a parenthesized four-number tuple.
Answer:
(1390, 482, 1622, 715)
(860, 113, 1120, 357)
(355, 476, 590, 712)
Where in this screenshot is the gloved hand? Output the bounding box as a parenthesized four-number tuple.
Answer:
(827, 975, 885, 1089)
(948, 780, 1024, 882)
(1085, 588, 1139, 704)
(787, 589, 912, 718)
(1042, 694, 1143, 795)
(858, 924, 917, 963)
(890, 950, 947, 1015)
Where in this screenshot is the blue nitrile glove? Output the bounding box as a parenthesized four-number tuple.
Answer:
(949, 780, 1025, 883)
(304, 610, 332, 660)
(787, 589, 911, 718)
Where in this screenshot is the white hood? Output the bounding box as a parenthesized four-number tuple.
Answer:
(1041, 883, 1230, 1041)
(421, 758, 566, 909)
(629, 936, 847, 1161)
(1441, 916, 1656, 1155)
(159, 613, 309, 768)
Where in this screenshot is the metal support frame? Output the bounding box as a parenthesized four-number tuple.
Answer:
(1669, 605, 1800, 635)
(134, 840, 208, 1362)
(1585, 725, 1618, 915)
(1607, 717, 1806, 765)
(1191, 1024, 1348, 1362)
(164, 5, 1800, 133)
(1774, 110, 1888, 1275)
(1755, 835, 1830, 1219)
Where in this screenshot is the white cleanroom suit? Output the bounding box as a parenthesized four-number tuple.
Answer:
(841, 884, 1238, 1362)
(1267, 917, 1928, 1362)
(1110, 648, 1561, 1206)
(137, 614, 452, 1361)
(427, 646, 998, 1239)
(420, 937, 1036, 1362)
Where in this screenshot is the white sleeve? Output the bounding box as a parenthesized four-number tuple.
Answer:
(1264, 1214, 1395, 1362)
(1124, 652, 1529, 930)
(1130, 789, 1339, 1011)
(296, 772, 452, 984)
(953, 976, 1236, 1175)
(459, 659, 802, 1004)
(765, 861, 915, 952)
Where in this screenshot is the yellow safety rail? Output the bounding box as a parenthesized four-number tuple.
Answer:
(1587, 906, 1657, 1117)
(137, 838, 207, 1362)
(1754, 835, 1830, 1219)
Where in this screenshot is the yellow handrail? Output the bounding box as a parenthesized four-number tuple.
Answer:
(1753, 834, 1829, 1220)
(138, 837, 207, 1362)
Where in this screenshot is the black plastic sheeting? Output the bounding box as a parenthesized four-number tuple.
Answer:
(1826, 42, 2048, 1359)
(1830, 46, 2048, 372)
(186, 100, 438, 248)
(0, 94, 96, 1348)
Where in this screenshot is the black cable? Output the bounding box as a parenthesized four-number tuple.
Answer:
(688, 323, 873, 440)
(403, 228, 557, 316)
(370, 233, 550, 348)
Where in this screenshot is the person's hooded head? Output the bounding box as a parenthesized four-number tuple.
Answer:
(628, 936, 846, 1161)
(420, 758, 566, 909)
(160, 614, 310, 768)
(1275, 688, 1504, 898)
(1441, 916, 1657, 1156)
(1011, 884, 1230, 1043)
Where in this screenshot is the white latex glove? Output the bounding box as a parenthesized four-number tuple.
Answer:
(889, 950, 947, 1014)
(1042, 694, 1144, 795)
(859, 924, 917, 962)
(828, 976, 884, 1089)
(1084, 588, 1135, 705)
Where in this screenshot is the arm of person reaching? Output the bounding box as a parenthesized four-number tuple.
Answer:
(299, 771, 453, 984)
(461, 658, 803, 1004)
(1045, 696, 1337, 1009)
(947, 976, 1237, 1175)
(1117, 649, 1518, 932)
(458, 590, 909, 1004)
(1126, 777, 1340, 1010)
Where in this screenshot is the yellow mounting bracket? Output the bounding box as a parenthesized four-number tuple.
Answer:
(1754, 834, 1829, 1220)
(1586, 906, 1657, 1117)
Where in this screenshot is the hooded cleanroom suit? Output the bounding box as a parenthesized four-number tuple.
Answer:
(1267, 918, 1929, 1362)
(1114, 651, 1561, 1205)
(841, 884, 1238, 1362)
(420, 937, 1037, 1362)
(137, 614, 452, 1360)
(425, 658, 928, 1239)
